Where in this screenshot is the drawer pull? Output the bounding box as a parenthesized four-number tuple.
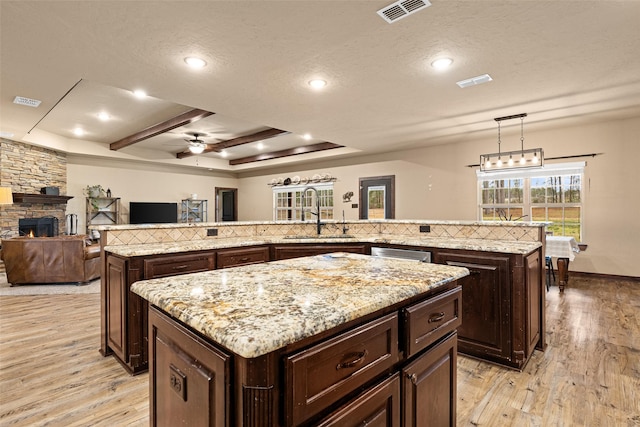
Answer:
(172, 265, 189, 270)
(240, 257, 249, 262)
(428, 312, 445, 323)
(336, 350, 368, 370)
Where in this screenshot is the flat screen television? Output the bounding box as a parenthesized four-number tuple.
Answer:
(129, 202, 178, 224)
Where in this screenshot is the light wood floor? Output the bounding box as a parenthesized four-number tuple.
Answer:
(1, 277, 638, 426)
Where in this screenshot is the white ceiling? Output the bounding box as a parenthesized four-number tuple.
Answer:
(1, 1, 640, 174)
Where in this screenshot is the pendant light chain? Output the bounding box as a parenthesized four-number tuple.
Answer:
(520, 116, 525, 151)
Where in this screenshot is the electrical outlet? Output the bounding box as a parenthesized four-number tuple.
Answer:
(419, 225, 431, 233)
(169, 364, 187, 401)
(207, 228, 218, 236)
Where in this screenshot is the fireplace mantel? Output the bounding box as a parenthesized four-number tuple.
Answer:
(12, 193, 73, 204)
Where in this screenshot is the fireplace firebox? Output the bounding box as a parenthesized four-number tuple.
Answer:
(18, 217, 59, 237)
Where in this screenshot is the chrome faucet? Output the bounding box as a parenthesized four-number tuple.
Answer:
(301, 186, 324, 235)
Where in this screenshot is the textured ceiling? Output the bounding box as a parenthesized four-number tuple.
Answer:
(1, 1, 639, 173)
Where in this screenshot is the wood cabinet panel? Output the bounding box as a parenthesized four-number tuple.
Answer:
(317, 373, 400, 427)
(216, 246, 269, 269)
(525, 251, 542, 355)
(434, 251, 511, 363)
(106, 255, 127, 362)
(272, 244, 367, 261)
(403, 286, 461, 358)
(402, 331, 457, 427)
(150, 306, 230, 427)
(285, 313, 399, 426)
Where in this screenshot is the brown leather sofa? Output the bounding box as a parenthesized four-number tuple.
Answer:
(1, 235, 101, 285)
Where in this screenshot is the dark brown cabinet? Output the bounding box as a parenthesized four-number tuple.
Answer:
(147, 285, 462, 426)
(402, 331, 457, 427)
(434, 249, 543, 370)
(272, 244, 367, 261)
(150, 306, 230, 427)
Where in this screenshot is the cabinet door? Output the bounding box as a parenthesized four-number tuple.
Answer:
(272, 244, 367, 261)
(402, 332, 457, 427)
(317, 373, 400, 427)
(149, 307, 230, 427)
(434, 251, 511, 362)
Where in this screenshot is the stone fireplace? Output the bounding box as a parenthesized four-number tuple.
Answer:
(1, 139, 69, 272)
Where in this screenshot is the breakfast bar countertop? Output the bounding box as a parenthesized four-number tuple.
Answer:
(106, 234, 542, 257)
(130, 252, 469, 359)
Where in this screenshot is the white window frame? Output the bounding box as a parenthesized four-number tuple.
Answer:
(477, 162, 585, 240)
(272, 183, 334, 222)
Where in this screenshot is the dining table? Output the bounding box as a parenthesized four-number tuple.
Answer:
(545, 236, 581, 292)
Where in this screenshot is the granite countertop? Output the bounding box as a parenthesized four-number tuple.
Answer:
(131, 252, 469, 359)
(105, 234, 541, 257)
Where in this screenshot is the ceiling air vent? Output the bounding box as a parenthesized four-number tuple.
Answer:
(13, 96, 41, 107)
(377, 0, 431, 24)
(456, 74, 493, 89)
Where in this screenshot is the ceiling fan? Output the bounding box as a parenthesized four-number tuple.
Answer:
(185, 133, 208, 154)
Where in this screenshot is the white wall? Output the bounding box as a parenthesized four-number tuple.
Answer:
(66, 158, 238, 231)
(237, 116, 640, 277)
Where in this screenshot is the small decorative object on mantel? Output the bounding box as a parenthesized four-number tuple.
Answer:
(106, 188, 112, 197)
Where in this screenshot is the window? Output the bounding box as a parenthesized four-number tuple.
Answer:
(477, 162, 585, 241)
(273, 183, 334, 221)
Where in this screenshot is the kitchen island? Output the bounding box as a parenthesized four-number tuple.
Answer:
(132, 252, 469, 426)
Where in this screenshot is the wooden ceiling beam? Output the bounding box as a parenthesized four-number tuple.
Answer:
(229, 142, 343, 165)
(110, 109, 214, 151)
(176, 127, 289, 159)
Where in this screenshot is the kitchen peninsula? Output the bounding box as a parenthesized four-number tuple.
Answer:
(131, 252, 469, 426)
(98, 220, 546, 376)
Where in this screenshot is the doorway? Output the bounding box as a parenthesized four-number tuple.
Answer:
(215, 187, 238, 221)
(359, 175, 395, 219)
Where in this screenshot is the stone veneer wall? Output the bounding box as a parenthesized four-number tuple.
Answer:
(0, 138, 69, 237)
(102, 221, 543, 246)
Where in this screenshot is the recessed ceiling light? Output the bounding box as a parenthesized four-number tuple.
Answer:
(220, 150, 228, 158)
(431, 58, 453, 70)
(73, 128, 84, 136)
(97, 112, 110, 121)
(256, 142, 264, 150)
(133, 89, 147, 98)
(308, 79, 327, 89)
(184, 57, 207, 68)
(303, 133, 312, 140)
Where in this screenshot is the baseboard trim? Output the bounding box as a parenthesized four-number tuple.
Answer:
(564, 270, 640, 282)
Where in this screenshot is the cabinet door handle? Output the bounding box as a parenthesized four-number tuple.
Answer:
(428, 312, 445, 323)
(407, 373, 418, 385)
(469, 270, 481, 276)
(172, 265, 189, 270)
(336, 350, 368, 370)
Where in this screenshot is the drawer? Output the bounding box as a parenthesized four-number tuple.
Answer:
(285, 313, 399, 427)
(216, 246, 269, 269)
(144, 253, 215, 279)
(403, 286, 461, 358)
(316, 373, 400, 427)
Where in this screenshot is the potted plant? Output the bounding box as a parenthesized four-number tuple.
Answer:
(83, 185, 105, 198)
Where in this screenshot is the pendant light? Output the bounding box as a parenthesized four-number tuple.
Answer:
(480, 113, 543, 172)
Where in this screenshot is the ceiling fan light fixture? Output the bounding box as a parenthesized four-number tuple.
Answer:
(308, 79, 327, 89)
(188, 143, 205, 154)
